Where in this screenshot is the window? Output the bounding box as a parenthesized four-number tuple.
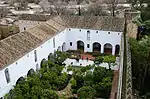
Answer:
(34, 50, 37, 62)
(70, 42, 72, 46)
(87, 31, 90, 40)
(36, 63, 39, 71)
(53, 38, 55, 48)
(87, 44, 90, 48)
(5, 68, 10, 83)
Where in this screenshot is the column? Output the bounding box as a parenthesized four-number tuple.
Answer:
(112, 45, 115, 55)
(101, 44, 104, 54)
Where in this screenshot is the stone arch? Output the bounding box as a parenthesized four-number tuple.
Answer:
(57, 46, 61, 51)
(93, 42, 101, 52)
(27, 68, 35, 76)
(16, 76, 25, 85)
(77, 40, 84, 52)
(41, 58, 47, 68)
(115, 45, 120, 55)
(104, 43, 113, 54)
(62, 42, 66, 52)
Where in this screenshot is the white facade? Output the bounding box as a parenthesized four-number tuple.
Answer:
(0, 28, 122, 97)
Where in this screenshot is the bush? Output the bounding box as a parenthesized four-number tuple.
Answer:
(94, 56, 103, 65)
(77, 86, 96, 99)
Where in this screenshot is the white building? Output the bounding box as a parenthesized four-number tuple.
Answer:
(0, 15, 124, 98)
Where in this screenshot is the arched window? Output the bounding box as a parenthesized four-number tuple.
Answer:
(57, 46, 61, 51)
(77, 40, 84, 52)
(36, 63, 39, 71)
(41, 59, 47, 68)
(87, 30, 90, 40)
(16, 77, 25, 85)
(115, 45, 120, 55)
(93, 42, 101, 52)
(62, 42, 66, 52)
(27, 69, 35, 77)
(104, 43, 113, 54)
(5, 68, 10, 83)
(53, 38, 55, 48)
(34, 50, 37, 62)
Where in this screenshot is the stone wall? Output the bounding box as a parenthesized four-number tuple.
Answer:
(126, 21, 138, 38)
(125, 10, 140, 38)
(125, 38, 133, 99)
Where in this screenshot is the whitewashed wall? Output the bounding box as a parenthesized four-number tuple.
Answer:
(66, 28, 122, 55)
(0, 28, 122, 97)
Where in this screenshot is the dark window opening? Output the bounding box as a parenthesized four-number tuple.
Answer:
(87, 32, 90, 40)
(5, 68, 10, 83)
(34, 50, 37, 62)
(53, 38, 55, 48)
(87, 44, 90, 48)
(70, 42, 72, 46)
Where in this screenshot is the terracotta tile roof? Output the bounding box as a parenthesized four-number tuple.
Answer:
(61, 15, 124, 32)
(0, 15, 124, 69)
(19, 14, 54, 21)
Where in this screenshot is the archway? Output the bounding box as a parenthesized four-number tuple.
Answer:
(62, 42, 66, 52)
(57, 46, 61, 51)
(16, 77, 25, 85)
(104, 43, 112, 54)
(115, 45, 120, 55)
(27, 68, 35, 76)
(77, 40, 84, 52)
(41, 58, 47, 68)
(93, 42, 101, 52)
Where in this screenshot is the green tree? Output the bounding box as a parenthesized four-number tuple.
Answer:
(83, 71, 93, 86)
(77, 86, 96, 99)
(130, 37, 150, 92)
(94, 56, 103, 65)
(93, 67, 107, 82)
(103, 55, 116, 70)
(41, 89, 58, 99)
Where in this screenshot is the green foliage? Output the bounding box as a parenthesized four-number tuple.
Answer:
(70, 78, 77, 88)
(77, 86, 96, 99)
(6, 56, 68, 98)
(93, 66, 107, 82)
(103, 55, 116, 70)
(48, 51, 68, 65)
(103, 55, 116, 63)
(41, 89, 58, 99)
(130, 37, 150, 93)
(7, 51, 113, 98)
(94, 56, 103, 64)
(72, 66, 113, 98)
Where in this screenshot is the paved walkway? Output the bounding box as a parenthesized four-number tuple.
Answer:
(110, 70, 119, 99)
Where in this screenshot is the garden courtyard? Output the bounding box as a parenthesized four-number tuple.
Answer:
(5, 51, 120, 99)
